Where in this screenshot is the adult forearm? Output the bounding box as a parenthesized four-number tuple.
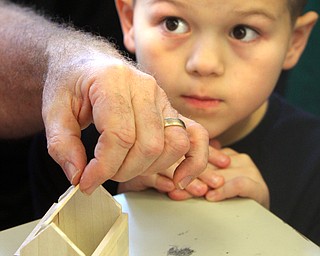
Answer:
(0, 1, 48, 138)
(0, 1, 122, 138)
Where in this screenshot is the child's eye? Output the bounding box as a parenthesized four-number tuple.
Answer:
(163, 17, 188, 34)
(231, 25, 259, 42)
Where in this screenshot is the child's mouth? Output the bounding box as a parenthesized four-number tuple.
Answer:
(182, 95, 222, 109)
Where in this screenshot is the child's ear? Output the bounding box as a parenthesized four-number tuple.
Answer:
(283, 11, 318, 70)
(115, 0, 136, 53)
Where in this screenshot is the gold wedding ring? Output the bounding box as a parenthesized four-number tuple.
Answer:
(164, 117, 186, 129)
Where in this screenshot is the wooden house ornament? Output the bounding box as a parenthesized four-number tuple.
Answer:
(15, 185, 128, 256)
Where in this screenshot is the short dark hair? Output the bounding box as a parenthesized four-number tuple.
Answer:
(288, 0, 308, 22)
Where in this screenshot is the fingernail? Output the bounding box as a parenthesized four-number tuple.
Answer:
(71, 170, 82, 185)
(164, 180, 175, 191)
(206, 190, 217, 201)
(82, 185, 96, 196)
(177, 175, 194, 190)
(64, 162, 80, 184)
(219, 155, 230, 167)
(212, 176, 222, 186)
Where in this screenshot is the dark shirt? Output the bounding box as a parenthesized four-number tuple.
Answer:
(231, 94, 320, 245)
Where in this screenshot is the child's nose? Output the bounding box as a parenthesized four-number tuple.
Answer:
(186, 38, 224, 77)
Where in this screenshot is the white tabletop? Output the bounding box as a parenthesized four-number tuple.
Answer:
(1, 190, 319, 255)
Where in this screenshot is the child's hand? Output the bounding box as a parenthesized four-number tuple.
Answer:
(166, 167, 223, 200)
(117, 173, 176, 194)
(167, 143, 230, 200)
(168, 140, 231, 200)
(204, 147, 270, 209)
(117, 143, 230, 196)
(117, 143, 269, 209)
(117, 164, 213, 197)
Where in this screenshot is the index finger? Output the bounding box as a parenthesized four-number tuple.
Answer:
(78, 69, 137, 193)
(172, 117, 209, 189)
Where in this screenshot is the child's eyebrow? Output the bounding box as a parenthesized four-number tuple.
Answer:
(146, 0, 187, 8)
(145, 1, 278, 22)
(232, 8, 277, 21)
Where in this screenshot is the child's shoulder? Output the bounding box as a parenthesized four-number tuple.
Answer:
(268, 93, 320, 130)
(261, 93, 320, 151)
(236, 93, 320, 152)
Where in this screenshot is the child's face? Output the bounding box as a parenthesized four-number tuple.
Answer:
(117, 0, 316, 144)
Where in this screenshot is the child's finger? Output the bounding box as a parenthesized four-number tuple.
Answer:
(184, 178, 209, 197)
(205, 177, 269, 208)
(167, 188, 194, 201)
(168, 178, 208, 200)
(209, 146, 231, 168)
(198, 171, 225, 189)
(205, 177, 252, 202)
(118, 174, 175, 193)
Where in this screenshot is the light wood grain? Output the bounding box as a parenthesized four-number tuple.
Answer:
(16, 185, 128, 256)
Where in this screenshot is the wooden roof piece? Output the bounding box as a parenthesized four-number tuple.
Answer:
(15, 185, 128, 256)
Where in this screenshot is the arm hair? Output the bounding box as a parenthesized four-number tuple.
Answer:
(0, 0, 123, 138)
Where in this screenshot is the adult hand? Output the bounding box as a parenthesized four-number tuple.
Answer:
(167, 142, 230, 200)
(0, 2, 209, 194)
(42, 56, 209, 194)
(117, 142, 230, 197)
